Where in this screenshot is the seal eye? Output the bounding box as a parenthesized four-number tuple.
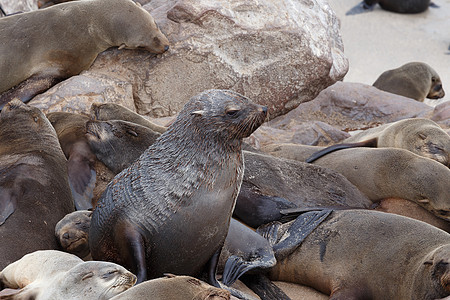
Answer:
(103, 270, 118, 278)
(126, 129, 138, 137)
(33, 116, 39, 122)
(226, 109, 239, 117)
(432, 77, 436, 83)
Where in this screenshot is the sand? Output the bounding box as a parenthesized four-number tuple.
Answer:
(328, 0, 450, 106)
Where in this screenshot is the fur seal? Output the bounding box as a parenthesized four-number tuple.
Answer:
(306, 118, 450, 167)
(0, 0, 170, 108)
(372, 62, 445, 101)
(363, 0, 433, 13)
(266, 209, 450, 299)
(47, 112, 97, 210)
(89, 90, 267, 285)
(0, 99, 74, 270)
(0, 250, 136, 300)
(55, 210, 92, 259)
(110, 274, 230, 300)
(86, 119, 161, 174)
(264, 144, 450, 221)
(90, 102, 168, 134)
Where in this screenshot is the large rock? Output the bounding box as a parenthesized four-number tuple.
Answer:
(30, 0, 348, 119)
(0, 0, 37, 14)
(269, 81, 434, 132)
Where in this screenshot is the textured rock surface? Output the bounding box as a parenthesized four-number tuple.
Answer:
(32, 0, 348, 118)
(270, 81, 434, 132)
(0, 0, 37, 14)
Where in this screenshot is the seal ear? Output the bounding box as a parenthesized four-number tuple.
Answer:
(191, 110, 205, 116)
(135, 1, 142, 7)
(163, 273, 176, 278)
(118, 43, 126, 50)
(418, 133, 427, 140)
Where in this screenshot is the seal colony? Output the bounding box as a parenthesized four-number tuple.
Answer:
(0, 0, 170, 108)
(89, 90, 267, 285)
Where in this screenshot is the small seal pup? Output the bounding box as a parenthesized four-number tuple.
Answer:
(372, 62, 445, 101)
(109, 274, 230, 300)
(85, 119, 161, 174)
(89, 90, 267, 285)
(47, 112, 97, 210)
(266, 210, 450, 299)
(0, 0, 170, 108)
(0, 99, 74, 270)
(306, 118, 450, 167)
(1, 250, 136, 300)
(90, 102, 168, 134)
(55, 210, 92, 260)
(363, 0, 433, 13)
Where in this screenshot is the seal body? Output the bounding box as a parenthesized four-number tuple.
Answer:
(0, 0, 170, 107)
(364, 0, 431, 13)
(0, 99, 74, 270)
(1, 250, 136, 300)
(89, 90, 267, 282)
(86, 119, 161, 174)
(109, 274, 230, 300)
(268, 210, 450, 299)
(372, 62, 445, 101)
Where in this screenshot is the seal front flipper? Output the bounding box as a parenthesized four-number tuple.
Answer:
(68, 156, 95, 210)
(117, 223, 147, 284)
(240, 274, 292, 300)
(0, 74, 63, 110)
(306, 138, 378, 163)
(0, 188, 18, 226)
(269, 210, 332, 261)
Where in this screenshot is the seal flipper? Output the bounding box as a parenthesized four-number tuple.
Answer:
(117, 224, 147, 284)
(0, 5, 6, 17)
(306, 138, 378, 163)
(68, 158, 95, 210)
(240, 273, 292, 300)
(0, 188, 18, 226)
(0, 74, 63, 110)
(206, 248, 222, 288)
(429, 2, 439, 8)
(345, 1, 376, 15)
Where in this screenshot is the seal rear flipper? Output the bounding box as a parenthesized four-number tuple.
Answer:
(305, 138, 378, 163)
(0, 74, 63, 110)
(240, 274, 292, 300)
(222, 256, 261, 286)
(429, 2, 439, 8)
(345, 1, 376, 15)
(256, 221, 282, 247)
(273, 210, 333, 261)
(0, 188, 18, 226)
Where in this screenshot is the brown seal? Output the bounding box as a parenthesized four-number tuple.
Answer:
(89, 90, 267, 285)
(90, 102, 168, 134)
(363, 0, 432, 13)
(109, 274, 230, 300)
(0, 99, 74, 270)
(55, 210, 92, 260)
(372, 62, 445, 101)
(306, 118, 450, 167)
(47, 112, 97, 210)
(85, 119, 161, 174)
(0, 0, 170, 108)
(0, 250, 136, 300)
(265, 144, 450, 221)
(267, 209, 450, 299)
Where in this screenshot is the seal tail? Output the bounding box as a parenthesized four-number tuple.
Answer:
(305, 138, 378, 163)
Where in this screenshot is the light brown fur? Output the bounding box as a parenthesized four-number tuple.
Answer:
(373, 62, 445, 101)
(268, 210, 450, 300)
(0, 0, 169, 103)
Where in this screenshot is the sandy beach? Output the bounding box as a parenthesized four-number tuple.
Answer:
(329, 0, 450, 106)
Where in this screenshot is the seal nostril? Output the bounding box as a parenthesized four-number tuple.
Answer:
(63, 232, 70, 239)
(262, 106, 268, 114)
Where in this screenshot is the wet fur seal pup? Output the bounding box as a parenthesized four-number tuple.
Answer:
(372, 62, 445, 101)
(47, 112, 97, 210)
(0, 0, 170, 108)
(306, 118, 450, 167)
(266, 210, 450, 299)
(0, 250, 136, 300)
(55, 210, 92, 260)
(110, 274, 230, 300)
(0, 99, 74, 270)
(89, 90, 267, 285)
(86, 119, 161, 174)
(90, 102, 168, 134)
